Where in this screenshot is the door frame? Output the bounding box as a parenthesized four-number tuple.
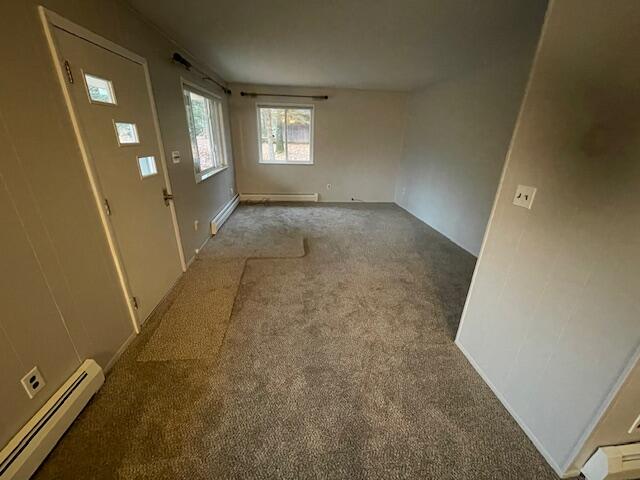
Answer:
(39, 7, 187, 333)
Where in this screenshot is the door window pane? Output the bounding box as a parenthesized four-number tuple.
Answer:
(114, 122, 139, 145)
(137, 156, 158, 178)
(84, 73, 116, 104)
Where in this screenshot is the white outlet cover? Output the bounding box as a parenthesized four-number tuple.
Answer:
(21, 366, 45, 399)
(513, 185, 537, 209)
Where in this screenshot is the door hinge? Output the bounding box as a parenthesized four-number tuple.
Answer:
(63, 60, 74, 84)
(103, 198, 112, 216)
(131, 296, 139, 309)
(162, 188, 174, 206)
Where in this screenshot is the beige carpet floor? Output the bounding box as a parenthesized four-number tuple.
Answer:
(34, 203, 561, 479)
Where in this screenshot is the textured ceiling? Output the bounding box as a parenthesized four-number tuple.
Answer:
(128, 0, 548, 91)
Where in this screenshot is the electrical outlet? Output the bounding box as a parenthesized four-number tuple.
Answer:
(171, 151, 181, 164)
(513, 184, 536, 209)
(628, 413, 640, 434)
(21, 367, 45, 399)
(194, 220, 199, 231)
(326, 183, 332, 190)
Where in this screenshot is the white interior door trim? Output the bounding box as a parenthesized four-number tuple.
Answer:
(39, 7, 187, 334)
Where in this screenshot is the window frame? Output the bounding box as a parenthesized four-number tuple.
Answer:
(256, 103, 315, 165)
(181, 79, 228, 183)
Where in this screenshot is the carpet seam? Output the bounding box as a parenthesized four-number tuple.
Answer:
(206, 236, 309, 372)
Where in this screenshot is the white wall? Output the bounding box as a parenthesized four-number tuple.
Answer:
(395, 48, 542, 255)
(230, 84, 407, 202)
(456, 0, 640, 475)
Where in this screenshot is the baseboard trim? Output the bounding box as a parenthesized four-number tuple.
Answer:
(185, 234, 211, 269)
(185, 195, 240, 267)
(211, 194, 239, 235)
(239, 193, 318, 202)
(104, 331, 137, 373)
(394, 201, 479, 257)
(455, 339, 580, 479)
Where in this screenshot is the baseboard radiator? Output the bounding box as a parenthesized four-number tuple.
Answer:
(0, 360, 104, 480)
(239, 193, 318, 203)
(582, 443, 640, 480)
(211, 194, 239, 235)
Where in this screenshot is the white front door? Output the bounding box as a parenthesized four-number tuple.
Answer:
(52, 26, 183, 324)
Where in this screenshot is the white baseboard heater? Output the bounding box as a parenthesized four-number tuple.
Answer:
(239, 193, 318, 203)
(582, 443, 640, 480)
(0, 360, 104, 480)
(211, 194, 239, 235)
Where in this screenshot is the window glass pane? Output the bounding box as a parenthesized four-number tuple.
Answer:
(187, 91, 216, 172)
(183, 87, 227, 181)
(115, 122, 139, 145)
(259, 107, 313, 164)
(210, 101, 225, 167)
(260, 108, 286, 162)
(286, 108, 311, 162)
(137, 156, 158, 178)
(84, 74, 116, 104)
(184, 92, 200, 168)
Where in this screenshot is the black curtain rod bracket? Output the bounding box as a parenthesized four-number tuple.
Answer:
(240, 92, 328, 101)
(171, 52, 231, 95)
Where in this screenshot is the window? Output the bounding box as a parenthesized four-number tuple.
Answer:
(137, 155, 158, 178)
(183, 85, 227, 183)
(114, 122, 139, 145)
(84, 73, 116, 105)
(258, 105, 313, 164)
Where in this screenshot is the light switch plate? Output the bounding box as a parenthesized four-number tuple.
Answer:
(171, 151, 181, 164)
(513, 185, 537, 209)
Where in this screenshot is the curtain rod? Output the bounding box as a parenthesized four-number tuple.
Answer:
(240, 92, 329, 100)
(171, 53, 231, 95)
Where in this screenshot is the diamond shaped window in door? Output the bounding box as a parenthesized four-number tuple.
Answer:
(114, 122, 140, 145)
(137, 156, 158, 178)
(84, 73, 116, 105)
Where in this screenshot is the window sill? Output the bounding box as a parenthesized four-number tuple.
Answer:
(195, 165, 228, 184)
